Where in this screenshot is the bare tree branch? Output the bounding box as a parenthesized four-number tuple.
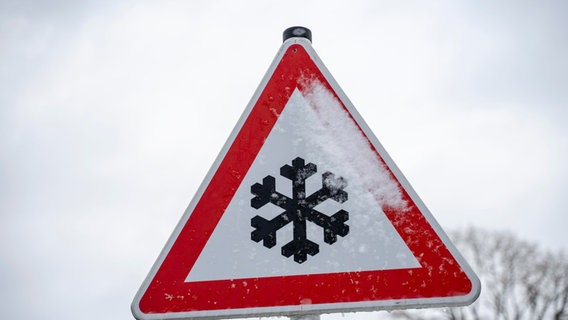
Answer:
(390, 226, 567, 320)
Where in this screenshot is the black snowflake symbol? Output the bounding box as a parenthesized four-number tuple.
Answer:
(250, 157, 349, 263)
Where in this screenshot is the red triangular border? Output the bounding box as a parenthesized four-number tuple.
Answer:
(135, 41, 476, 317)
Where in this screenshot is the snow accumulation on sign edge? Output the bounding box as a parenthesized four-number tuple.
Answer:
(299, 78, 407, 210)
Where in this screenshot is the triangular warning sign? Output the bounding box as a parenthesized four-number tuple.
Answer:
(132, 34, 480, 320)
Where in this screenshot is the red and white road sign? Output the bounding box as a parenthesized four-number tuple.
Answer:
(132, 34, 480, 320)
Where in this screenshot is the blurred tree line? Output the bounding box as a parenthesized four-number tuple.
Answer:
(389, 227, 568, 320)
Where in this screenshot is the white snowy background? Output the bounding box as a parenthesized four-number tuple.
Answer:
(1, 1, 567, 319)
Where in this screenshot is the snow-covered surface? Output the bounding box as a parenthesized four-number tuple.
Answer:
(186, 85, 419, 282)
(300, 79, 407, 210)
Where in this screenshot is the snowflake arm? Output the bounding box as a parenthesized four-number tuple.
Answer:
(251, 175, 295, 248)
(305, 172, 348, 206)
(308, 208, 350, 244)
(251, 175, 293, 210)
(251, 213, 292, 248)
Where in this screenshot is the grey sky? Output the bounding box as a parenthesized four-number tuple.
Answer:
(1, 1, 567, 319)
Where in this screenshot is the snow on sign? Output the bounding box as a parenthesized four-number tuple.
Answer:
(131, 28, 480, 320)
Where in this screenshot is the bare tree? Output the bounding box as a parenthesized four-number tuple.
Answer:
(389, 227, 568, 320)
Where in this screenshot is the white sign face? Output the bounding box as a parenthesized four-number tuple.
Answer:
(132, 37, 480, 320)
(186, 88, 420, 282)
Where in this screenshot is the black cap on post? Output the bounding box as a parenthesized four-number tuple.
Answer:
(283, 26, 312, 43)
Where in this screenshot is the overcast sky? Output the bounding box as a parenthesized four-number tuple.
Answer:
(1, 1, 567, 319)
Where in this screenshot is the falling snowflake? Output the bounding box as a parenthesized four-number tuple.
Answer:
(250, 157, 350, 263)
